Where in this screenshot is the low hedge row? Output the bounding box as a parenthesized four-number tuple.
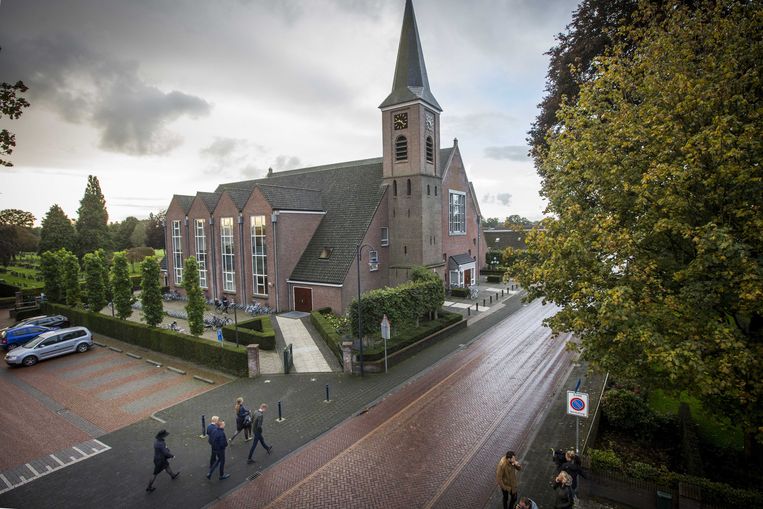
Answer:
(311, 310, 343, 363)
(450, 287, 469, 298)
(360, 311, 462, 361)
(41, 302, 247, 376)
(221, 315, 275, 350)
(588, 448, 761, 507)
(486, 275, 502, 283)
(15, 307, 45, 321)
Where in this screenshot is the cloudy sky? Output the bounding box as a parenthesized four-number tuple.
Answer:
(0, 0, 579, 225)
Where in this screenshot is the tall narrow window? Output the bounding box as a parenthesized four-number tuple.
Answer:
(435, 186, 438, 196)
(381, 227, 389, 246)
(449, 191, 466, 235)
(426, 136, 434, 164)
(195, 219, 207, 288)
(369, 250, 379, 272)
(251, 215, 268, 296)
(220, 217, 235, 292)
(172, 220, 183, 284)
(427, 184, 431, 196)
(393, 180, 397, 196)
(407, 179, 412, 195)
(395, 136, 408, 161)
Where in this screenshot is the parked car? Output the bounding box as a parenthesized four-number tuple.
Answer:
(1, 324, 53, 350)
(17, 315, 69, 329)
(5, 327, 93, 367)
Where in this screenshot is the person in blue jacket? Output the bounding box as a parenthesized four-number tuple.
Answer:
(207, 420, 230, 480)
(146, 429, 179, 492)
(206, 415, 220, 469)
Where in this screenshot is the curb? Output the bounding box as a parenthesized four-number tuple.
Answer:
(167, 366, 187, 375)
(193, 375, 215, 384)
(126, 352, 142, 360)
(146, 359, 162, 367)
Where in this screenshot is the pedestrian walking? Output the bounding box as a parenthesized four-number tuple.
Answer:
(552, 470, 575, 509)
(207, 420, 230, 480)
(560, 450, 586, 498)
(229, 397, 252, 443)
(516, 496, 539, 509)
(221, 295, 229, 314)
(246, 403, 273, 464)
(146, 429, 179, 492)
(206, 416, 220, 469)
(496, 450, 522, 509)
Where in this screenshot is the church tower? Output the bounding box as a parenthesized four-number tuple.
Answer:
(380, 0, 444, 284)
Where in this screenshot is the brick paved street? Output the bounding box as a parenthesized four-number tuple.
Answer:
(213, 299, 574, 509)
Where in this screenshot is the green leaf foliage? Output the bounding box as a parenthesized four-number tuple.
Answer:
(40, 249, 65, 303)
(140, 256, 163, 327)
(76, 175, 111, 257)
(83, 250, 108, 313)
(182, 257, 205, 336)
(110, 252, 133, 320)
(61, 250, 80, 307)
(39, 204, 76, 254)
(516, 1, 763, 447)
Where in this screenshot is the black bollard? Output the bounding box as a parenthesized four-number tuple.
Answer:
(502, 289, 504, 297)
(278, 400, 283, 421)
(476, 303, 479, 312)
(202, 415, 206, 436)
(467, 307, 471, 316)
(325, 384, 330, 402)
(490, 295, 493, 303)
(483, 298, 486, 307)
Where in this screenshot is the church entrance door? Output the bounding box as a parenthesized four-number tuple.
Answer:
(464, 269, 472, 287)
(294, 287, 312, 312)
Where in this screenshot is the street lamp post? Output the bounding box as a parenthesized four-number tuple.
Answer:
(356, 243, 377, 377)
(232, 298, 239, 348)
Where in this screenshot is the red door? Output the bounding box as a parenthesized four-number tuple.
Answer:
(464, 269, 472, 287)
(294, 287, 312, 312)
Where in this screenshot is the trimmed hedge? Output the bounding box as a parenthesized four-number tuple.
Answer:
(41, 302, 247, 376)
(0, 281, 43, 297)
(311, 310, 343, 363)
(486, 275, 502, 283)
(360, 311, 462, 361)
(450, 287, 469, 298)
(15, 307, 45, 321)
(221, 315, 275, 350)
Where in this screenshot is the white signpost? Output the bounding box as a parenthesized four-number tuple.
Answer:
(567, 390, 589, 452)
(380, 315, 391, 373)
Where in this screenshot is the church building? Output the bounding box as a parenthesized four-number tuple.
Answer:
(165, 0, 488, 314)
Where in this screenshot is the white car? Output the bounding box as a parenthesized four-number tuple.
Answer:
(5, 326, 93, 367)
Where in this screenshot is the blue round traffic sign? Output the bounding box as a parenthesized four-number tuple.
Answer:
(570, 397, 586, 412)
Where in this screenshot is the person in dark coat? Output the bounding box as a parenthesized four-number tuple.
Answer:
(229, 397, 252, 443)
(560, 450, 586, 497)
(146, 429, 179, 492)
(207, 420, 230, 480)
(552, 470, 575, 509)
(206, 415, 220, 469)
(247, 403, 273, 464)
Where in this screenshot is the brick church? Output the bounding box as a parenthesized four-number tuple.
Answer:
(165, 0, 488, 314)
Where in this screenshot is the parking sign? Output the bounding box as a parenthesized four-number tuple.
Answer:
(567, 391, 589, 418)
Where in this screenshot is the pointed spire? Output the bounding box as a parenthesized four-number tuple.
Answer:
(379, 0, 441, 111)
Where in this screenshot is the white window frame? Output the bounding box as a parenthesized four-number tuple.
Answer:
(448, 190, 466, 235)
(380, 227, 389, 246)
(172, 220, 183, 284)
(251, 215, 268, 296)
(195, 219, 207, 289)
(449, 270, 461, 288)
(220, 217, 235, 292)
(369, 250, 379, 272)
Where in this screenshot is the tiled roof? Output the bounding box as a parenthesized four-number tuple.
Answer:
(173, 195, 195, 214)
(197, 192, 222, 213)
(484, 230, 529, 251)
(258, 184, 322, 211)
(449, 253, 475, 268)
(225, 188, 252, 211)
(218, 158, 385, 285)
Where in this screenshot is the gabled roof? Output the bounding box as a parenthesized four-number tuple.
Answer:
(218, 158, 386, 285)
(449, 253, 475, 269)
(171, 194, 195, 214)
(224, 188, 252, 211)
(379, 0, 441, 111)
(197, 192, 222, 213)
(258, 184, 322, 211)
(484, 230, 530, 251)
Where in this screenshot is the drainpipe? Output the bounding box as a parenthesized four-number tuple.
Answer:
(184, 215, 191, 263)
(238, 212, 246, 305)
(209, 217, 217, 299)
(271, 211, 280, 312)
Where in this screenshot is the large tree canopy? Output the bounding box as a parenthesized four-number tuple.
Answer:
(76, 175, 111, 257)
(39, 204, 77, 254)
(515, 1, 763, 449)
(0, 80, 30, 167)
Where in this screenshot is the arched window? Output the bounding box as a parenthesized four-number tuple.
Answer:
(406, 179, 411, 195)
(395, 136, 408, 161)
(393, 180, 397, 196)
(434, 186, 438, 196)
(426, 136, 434, 164)
(427, 184, 431, 195)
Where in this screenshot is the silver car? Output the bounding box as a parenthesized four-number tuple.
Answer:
(5, 326, 93, 367)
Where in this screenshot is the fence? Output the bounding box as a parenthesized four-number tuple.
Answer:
(283, 343, 294, 374)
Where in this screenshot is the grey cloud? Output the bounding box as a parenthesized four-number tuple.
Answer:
(3, 33, 210, 156)
(496, 193, 512, 206)
(240, 164, 264, 178)
(484, 146, 530, 161)
(200, 138, 264, 175)
(273, 155, 302, 171)
(482, 194, 495, 204)
(448, 112, 517, 136)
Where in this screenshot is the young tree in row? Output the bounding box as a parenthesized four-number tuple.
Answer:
(110, 253, 133, 320)
(40, 250, 65, 303)
(182, 257, 205, 336)
(140, 256, 163, 327)
(515, 1, 763, 454)
(39, 204, 77, 254)
(62, 250, 80, 307)
(83, 250, 108, 313)
(76, 175, 111, 257)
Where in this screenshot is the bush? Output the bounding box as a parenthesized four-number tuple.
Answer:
(450, 287, 469, 298)
(360, 311, 462, 361)
(41, 301, 247, 376)
(486, 275, 502, 283)
(311, 311, 343, 362)
(221, 316, 275, 350)
(602, 388, 657, 438)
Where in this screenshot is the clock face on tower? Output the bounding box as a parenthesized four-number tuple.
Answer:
(425, 111, 434, 132)
(393, 112, 408, 130)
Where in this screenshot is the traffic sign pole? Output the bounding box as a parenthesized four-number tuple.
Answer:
(567, 389, 589, 453)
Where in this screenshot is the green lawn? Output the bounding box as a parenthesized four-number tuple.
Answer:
(648, 389, 743, 450)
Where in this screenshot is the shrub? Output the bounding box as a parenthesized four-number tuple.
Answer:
(602, 388, 657, 438)
(360, 311, 462, 361)
(486, 275, 502, 283)
(221, 315, 275, 350)
(311, 311, 343, 362)
(450, 287, 469, 298)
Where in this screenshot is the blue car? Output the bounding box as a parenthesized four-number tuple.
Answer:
(1, 324, 54, 350)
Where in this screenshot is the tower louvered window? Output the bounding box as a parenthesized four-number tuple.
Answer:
(426, 136, 434, 164)
(395, 136, 408, 161)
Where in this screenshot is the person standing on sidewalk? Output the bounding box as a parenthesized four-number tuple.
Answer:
(560, 450, 586, 498)
(246, 403, 273, 464)
(229, 397, 252, 443)
(146, 429, 179, 492)
(552, 470, 575, 509)
(495, 450, 522, 509)
(206, 416, 220, 469)
(207, 420, 230, 480)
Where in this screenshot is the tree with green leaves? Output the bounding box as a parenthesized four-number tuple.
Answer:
(0, 209, 34, 227)
(140, 256, 163, 327)
(145, 210, 166, 250)
(40, 249, 65, 303)
(110, 252, 133, 320)
(515, 1, 763, 454)
(83, 250, 108, 313)
(111, 216, 139, 251)
(76, 175, 111, 257)
(0, 80, 30, 167)
(39, 204, 77, 254)
(182, 257, 205, 336)
(61, 250, 81, 307)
